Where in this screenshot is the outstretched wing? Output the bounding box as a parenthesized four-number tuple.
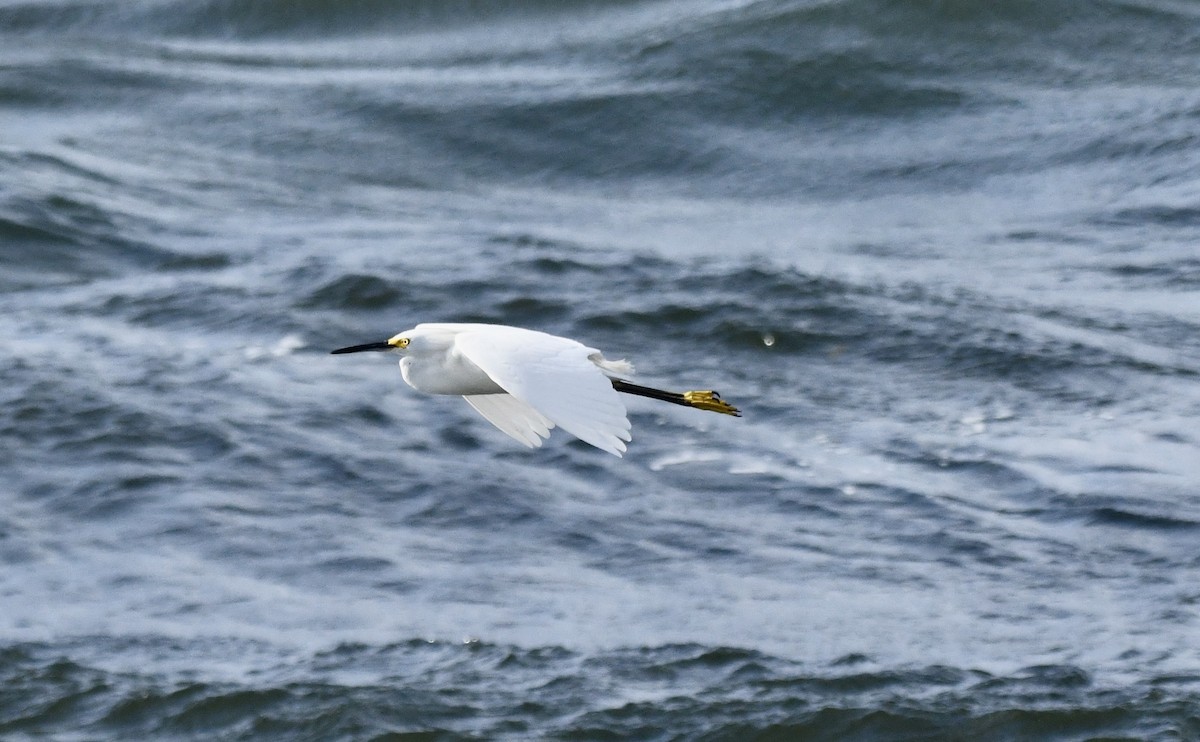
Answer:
(454, 327, 632, 456)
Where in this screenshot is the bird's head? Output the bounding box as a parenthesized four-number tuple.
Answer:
(386, 333, 411, 351)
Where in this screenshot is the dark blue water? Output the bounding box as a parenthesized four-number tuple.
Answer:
(3, 1, 1200, 739)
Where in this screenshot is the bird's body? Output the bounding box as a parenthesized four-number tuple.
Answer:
(395, 324, 509, 396)
(332, 323, 739, 457)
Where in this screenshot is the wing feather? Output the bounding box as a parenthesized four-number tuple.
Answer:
(454, 327, 632, 456)
(462, 394, 554, 448)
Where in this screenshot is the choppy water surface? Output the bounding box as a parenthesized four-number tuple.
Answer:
(3, 1, 1200, 739)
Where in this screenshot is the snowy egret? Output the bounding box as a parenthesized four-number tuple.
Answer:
(331, 323, 740, 457)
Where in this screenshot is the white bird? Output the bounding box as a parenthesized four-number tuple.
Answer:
(331, 323, 740, 457)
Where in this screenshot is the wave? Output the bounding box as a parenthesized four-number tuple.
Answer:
(5, 0, 1196, 200)
(2, 638, 1194, 740)
(7, 0, 1195, 38)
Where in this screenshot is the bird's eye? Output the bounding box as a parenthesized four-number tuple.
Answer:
(397, 338, 409, 348)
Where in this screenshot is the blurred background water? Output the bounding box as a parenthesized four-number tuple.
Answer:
(3, 0, 1200, 739)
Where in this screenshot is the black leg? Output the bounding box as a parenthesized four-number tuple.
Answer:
(611, 379, 741, 416)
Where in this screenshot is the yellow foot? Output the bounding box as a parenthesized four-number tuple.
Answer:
(683, 390, 742, 417)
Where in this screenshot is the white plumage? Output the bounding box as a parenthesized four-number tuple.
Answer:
(331, 322, 739, 457)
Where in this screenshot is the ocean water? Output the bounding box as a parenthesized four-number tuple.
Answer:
(3, 0, 1200, 739)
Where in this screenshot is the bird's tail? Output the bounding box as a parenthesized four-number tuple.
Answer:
(590, 353, 635, 377)
(611, 379, 741, 417)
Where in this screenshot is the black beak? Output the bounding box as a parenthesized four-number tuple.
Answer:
(330, 341, 393, 355)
